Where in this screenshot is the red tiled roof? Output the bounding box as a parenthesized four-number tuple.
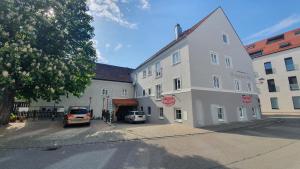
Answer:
(94, 63, 133, 83)
(245, 28, 300, 59)
(136, 7, 221, 69)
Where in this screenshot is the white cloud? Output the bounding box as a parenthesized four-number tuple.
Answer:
(139, 0, 150, 10)
(244, 15, 300, 44)
(92, 39, 108, 63)
(105, 43, 111, 48)
(87, 0, 137, 29)
(114, 43, 123, 51)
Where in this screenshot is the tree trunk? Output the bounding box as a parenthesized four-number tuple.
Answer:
(0, 90, 14, 125)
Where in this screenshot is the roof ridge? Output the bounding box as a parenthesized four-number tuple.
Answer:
(96, 62, 133, 70)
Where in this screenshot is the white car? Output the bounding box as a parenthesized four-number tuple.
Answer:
(63, 107, 91, 127)
(124, 111, 146, 123)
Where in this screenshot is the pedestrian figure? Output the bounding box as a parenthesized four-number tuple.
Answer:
(102, 109, 105, 120)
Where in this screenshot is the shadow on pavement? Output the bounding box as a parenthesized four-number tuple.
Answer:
(0, 132, 230, 169)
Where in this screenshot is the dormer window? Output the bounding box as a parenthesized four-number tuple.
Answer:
(295, 30, 300, 36)
(279, 42, 291, 48)
(249, 50, 263, 59)
(247, 44, 255, 49)
(266, 34, 284, 44)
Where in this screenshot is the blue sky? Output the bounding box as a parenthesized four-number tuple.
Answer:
(88, 0, 300, 68)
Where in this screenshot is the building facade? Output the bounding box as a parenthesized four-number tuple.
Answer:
(30, 64, 134, 118)
(246, 28, 300, 115)
(31, 8, 261, 127)
(133, 8, 260, 127)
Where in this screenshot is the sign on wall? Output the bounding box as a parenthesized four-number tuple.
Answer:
(162, 95, 176, 106)
(242, 95, 252, 104)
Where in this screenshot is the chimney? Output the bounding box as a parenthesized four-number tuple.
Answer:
(175, 23, 182, 40)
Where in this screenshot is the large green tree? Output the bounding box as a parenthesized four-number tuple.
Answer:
(0, 0, 96, 124)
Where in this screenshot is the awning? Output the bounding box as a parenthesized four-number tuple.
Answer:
(112, 99, 138, 107)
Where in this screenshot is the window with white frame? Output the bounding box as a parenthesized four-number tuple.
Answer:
(142, 89, 146, 96)
(155, 62, 162, 78)
(238, 107, 245, 119)
(174, 108, 182, 121)
(148, 66, 152, 76)
(159, 107, 164, 119)
(225, 56, 232, 68)
(172, 51, 181, 65)
(222, 33, 229, 44)
(155, 84, 162, 99)
(174, 77, 181, 90)
(102, 89, 109, 96)
(148, 88, 152, 96)
(217, 106, 224, 121)
(213, 75, 220, 88)
(122, 89, 127, 96)
(143, 70, 147, 78)
(247, 82, 252, 92)
(210, 51, 219, 65)
(234, 79, 241, 91)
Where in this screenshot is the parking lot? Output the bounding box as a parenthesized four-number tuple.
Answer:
(0, 117, 300, 169)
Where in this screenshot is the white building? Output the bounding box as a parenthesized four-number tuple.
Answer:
(246, 28, 300, 115)
(31, 7, 261, 127)
(132, 7, 260, 127)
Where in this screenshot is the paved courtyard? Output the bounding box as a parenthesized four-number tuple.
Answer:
(0, 118, 300, 169)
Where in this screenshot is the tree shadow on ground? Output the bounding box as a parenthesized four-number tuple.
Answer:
(0, 132, 230, 169)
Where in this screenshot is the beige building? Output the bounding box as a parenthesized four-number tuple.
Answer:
(246, 28, 300, 115)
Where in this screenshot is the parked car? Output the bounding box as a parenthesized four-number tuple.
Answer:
(124, 111, 146, 123)
(63, 107, 91, 127)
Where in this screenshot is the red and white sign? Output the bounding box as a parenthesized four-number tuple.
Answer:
(162, 95, 176, 106)
(242, 95, 252, 104)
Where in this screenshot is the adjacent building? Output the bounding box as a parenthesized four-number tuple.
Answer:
(246, 28, 300, 115)
(132, 7, 260, 127)
(31, 7, 261, 127)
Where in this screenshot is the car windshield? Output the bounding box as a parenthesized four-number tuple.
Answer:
(70, 109, 88, 114)
(135, 111, 145, 115)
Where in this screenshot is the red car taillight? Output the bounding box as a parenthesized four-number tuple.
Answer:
(67, 114, 74, 119)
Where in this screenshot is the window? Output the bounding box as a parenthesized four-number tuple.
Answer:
(279, 42, 291, 48)
(148, 66, 152, 76)
(147, 106, 151, 116)
(292, 96, 300, 109)
(252, 107, 257, 117)
(122, 89, 127, 96)
(295, 30, 300, 36)
(172, 51, 181, 65)
(148, 88, 152, 96)
(143, 70, 147, 78)
(247, 82, 252, 92)
(155, 62, 162, 77)
(247, 44, 255, 49)
(210, 51, 219, 65)
(270, 97, 279, 109)
(175, 108, 182, 121)
(266, 34, 284, 44)
(264, 62, 273, 74)
(225, 56, 232, 68)
(217, 107, 224, 121)
(159, 107, 164, 118)
(142, 89, 146, 96)
(213, 75, 220, 89)
(222, 33, 229, 44)
(249, 50, 263, 59)
(238, 107, 245, 119)
(288, 76, 299, 91)
(174, 77, 181, 90)
(155, 84, 162, 99)
(234, 79, 241, 91)
(102, 89, 108, 96)
(267, 79, 276, 92)
(140, 106, 144, 111)
(284, 57, 295, 71)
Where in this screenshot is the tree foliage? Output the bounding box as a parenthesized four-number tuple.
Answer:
(0, 0, 96, 101)
(0, 0, 96, 124)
